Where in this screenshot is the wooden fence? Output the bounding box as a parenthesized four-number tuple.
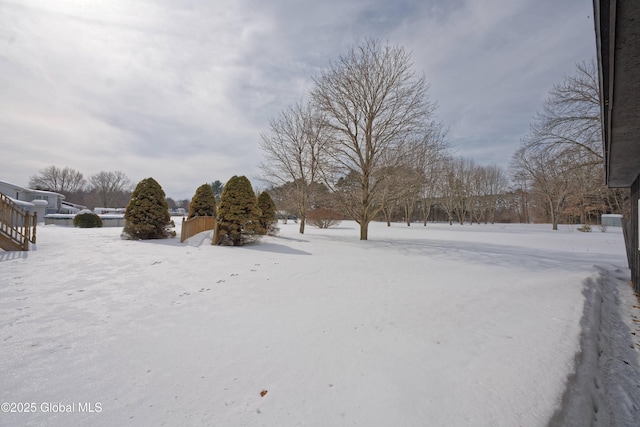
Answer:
(0, 192, 37, 251)
(180, 216, 216, 243)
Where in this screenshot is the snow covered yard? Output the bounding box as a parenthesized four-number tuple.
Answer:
(1, 221, 638, 426)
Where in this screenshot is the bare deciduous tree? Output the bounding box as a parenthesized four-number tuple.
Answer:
(511, 60, 626, 228)
(396, 127, 448, 227)
(511, 146, 583, 230)
(311, 38, 437, 240)
(482, 164, 509, 224)
(89, 171, 131, 208)
(451, 158, 474, 225)
(378, 164, 415, 226)
(530, 60, 602, 164)
(417, 124, 449, 226)
(436, 157, 458, 226)
(259, 101, 328, 234)
(29, 165, 86, 198)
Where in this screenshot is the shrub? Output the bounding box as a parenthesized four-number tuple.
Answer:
(214, 176, 262, 246)
(307, 208, 342, 228)
(122, 177, 175, 240)
(189, 184, 217, 219)
(577, 224, 592, 232)
(257, 191, 278, 235)
(73, 210, 103, 228)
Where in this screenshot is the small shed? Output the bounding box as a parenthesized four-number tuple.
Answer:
(601, 214, 622, 227)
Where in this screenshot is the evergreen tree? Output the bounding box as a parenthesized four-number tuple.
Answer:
(188, 184, 217, 218)
(214, 176, 262, 246)
(122, 177, 174, 240)
(257, 191, 278, 235)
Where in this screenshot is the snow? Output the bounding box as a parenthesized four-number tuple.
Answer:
(1, 221, 639, 426)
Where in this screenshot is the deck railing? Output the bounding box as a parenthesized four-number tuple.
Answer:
(180, 215, 216, 243)
(0, 192, 37, 251)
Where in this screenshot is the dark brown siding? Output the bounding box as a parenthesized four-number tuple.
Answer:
(631, 177, 640, 294)
(624, 176, 640, 294)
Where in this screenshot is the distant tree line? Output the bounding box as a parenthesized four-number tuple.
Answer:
(259, 38, 510, 235)
(510, 60, 628, 230)
(29, 166, 133, 209)
(27, 166, 230, 213)
(260, 39, 625, 235)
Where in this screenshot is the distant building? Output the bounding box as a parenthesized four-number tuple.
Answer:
(94, 207, 125, 215)
(60, 201, 88, 214)
(601, 214, 622, 228)
(0, 180, 65, 221)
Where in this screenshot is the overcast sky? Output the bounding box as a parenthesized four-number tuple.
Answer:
(0, 0, 597, 200)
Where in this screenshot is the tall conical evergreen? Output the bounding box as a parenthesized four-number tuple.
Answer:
(257, 191, 278, 235)
(188, 184, 217, 219)
(122, 177, 174, 240)
(214, 175, 262, 246)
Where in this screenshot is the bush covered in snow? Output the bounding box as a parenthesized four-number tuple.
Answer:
(188, 184, 217, 219)
(308, 208, 342, 228)
(122, 177, 175, 240)
(214, 175, 262, 246)
(73, 210, 103, 228)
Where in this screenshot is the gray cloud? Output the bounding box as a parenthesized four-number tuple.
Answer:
(0, 0, 596, 199)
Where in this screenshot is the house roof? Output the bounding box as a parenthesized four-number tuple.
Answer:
(594, 0, 640, 188)
(0, 179, 65, 199)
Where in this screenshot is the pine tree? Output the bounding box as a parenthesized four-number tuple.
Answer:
(188, 184, 217, 218)
(214, 176, 262, 246)
(257, 191, 278, 235)
(122, 177, 174, 240)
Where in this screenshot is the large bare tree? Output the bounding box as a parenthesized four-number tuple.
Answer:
(511, 60, 626, 228)
(29, 165, 86, 198)
(311, 38, 437, 240)
(259, 101, 328, 234)
(529, 60, 602, 165)
(89, 171, 131, 208)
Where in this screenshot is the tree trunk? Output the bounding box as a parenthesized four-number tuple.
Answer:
(299, 216, 305, 234)
(550, 202, 558, 230)
(360, 221, 369, 240)
(382, 208, 391, 227)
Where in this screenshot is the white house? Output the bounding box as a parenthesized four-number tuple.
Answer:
(0, 180, 65, 222)
(60, 200, 88, 214)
